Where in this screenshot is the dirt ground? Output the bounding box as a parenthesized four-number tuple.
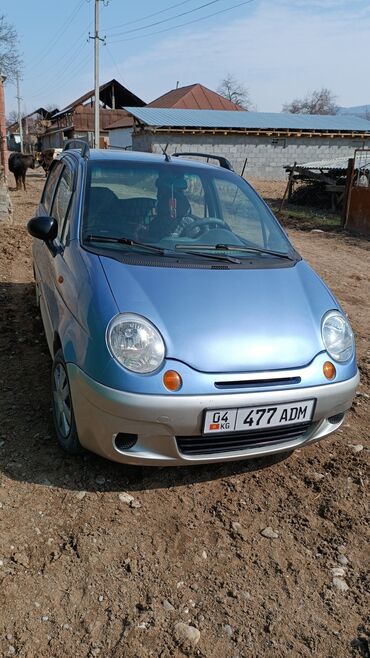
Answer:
(0, 171, 369, 658)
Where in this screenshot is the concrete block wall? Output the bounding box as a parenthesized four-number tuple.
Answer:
(132, 132, 370, 180)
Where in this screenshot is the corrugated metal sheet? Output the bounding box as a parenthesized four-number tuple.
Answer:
(124, 107, 370, 132)
(288, 156, 353, 170)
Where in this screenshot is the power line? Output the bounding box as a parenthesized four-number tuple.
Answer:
(24, 21, 93, 81)
(109, 0, 256, 44)
(24, 0, 86, 71)
(104, 45, 126, 84)
(105, 0, 223, 38)
(29, 49, 91, 100)
(104, 0, 197, 31)
(104, 0, 214, 33)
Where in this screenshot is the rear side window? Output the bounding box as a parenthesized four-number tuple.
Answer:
(51, 166, 74, 242)
(42, 162, 63, 214)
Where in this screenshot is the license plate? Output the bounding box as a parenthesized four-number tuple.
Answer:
(203, 400, 315, 434)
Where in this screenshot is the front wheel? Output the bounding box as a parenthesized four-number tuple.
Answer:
(51, 349, 84, 455)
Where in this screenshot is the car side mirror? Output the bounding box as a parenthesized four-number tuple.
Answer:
(27, 216, 58, 242)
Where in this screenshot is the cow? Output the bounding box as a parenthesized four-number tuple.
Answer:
(8, 152, 38, 191)
(37, 148, 63, 177)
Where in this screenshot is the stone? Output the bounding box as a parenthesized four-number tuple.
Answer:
(223, 624, 233, 637)
(118, 492, 134, 504)
(13, 552, 29, 567)
(202, 550, 207, 559)
(350, 444, 363, 453)
(260, 526, 279, 539)
(332, 577, 349, 592)
(41, 615, 49, 622)
(130, 499, 141, 509)
(98, 595, 104, 603)
(174, 622, 200, 647)
(231, 522, 248, 541)
(332, 567, 346, 577)
(338, 555, 349, 566)
(163, 599, 175, 611)
(75, 491, 87, 500)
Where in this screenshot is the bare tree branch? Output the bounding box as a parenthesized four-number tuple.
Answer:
(0, 13, 22, 83)
(217, 74, 251, 110)
(282, 88, 338, 115)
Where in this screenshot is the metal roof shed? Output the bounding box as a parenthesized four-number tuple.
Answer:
(124, 108, 370, 135)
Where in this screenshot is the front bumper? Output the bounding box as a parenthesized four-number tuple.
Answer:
(67, 364, 359, 466)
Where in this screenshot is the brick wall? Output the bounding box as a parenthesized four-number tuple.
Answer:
(132, 132, 370, 180)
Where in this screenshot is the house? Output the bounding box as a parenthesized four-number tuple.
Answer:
(41, 79, 145, 149)
(147, 83, 243, 111)
(123, 107, 370, 180)
(107, 83, 242, 150)
(7, 107, 58, 153)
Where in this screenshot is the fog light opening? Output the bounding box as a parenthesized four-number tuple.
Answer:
(323, 361, 336, 380)
(114, 432, 138, 452)
(163, 370, 182, 391)
(328, 412, 345, 425)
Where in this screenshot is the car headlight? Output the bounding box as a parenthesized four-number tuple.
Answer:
(107, 313, 165, 373)
(321, 311, 354, 362)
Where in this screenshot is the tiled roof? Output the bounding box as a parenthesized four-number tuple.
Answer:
(148, 83, 243, 111)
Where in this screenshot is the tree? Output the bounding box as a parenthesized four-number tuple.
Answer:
(0, 13, 22, 83)
(282, 88, 337, 115)
(217, 74, 251, 110)
(7, 109, 20, 126)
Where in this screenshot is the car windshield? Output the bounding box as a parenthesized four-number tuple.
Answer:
(82, 160, 294, 258)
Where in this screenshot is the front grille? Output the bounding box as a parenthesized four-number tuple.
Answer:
(214, 377, 301, 389)
(176, 422, 312, 456)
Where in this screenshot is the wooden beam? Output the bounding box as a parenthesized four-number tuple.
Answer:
(343, 157, 355, 228)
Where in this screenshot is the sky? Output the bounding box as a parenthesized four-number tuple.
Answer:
(1, 0, 370, 117)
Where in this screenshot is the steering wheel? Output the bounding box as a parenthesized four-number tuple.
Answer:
(180, 217, 230, 238)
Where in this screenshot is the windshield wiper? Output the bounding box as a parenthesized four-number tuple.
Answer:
(86, 234, 240, 263)
(85, 235, 165, 254)
(177, 250, 241, 264)
(176, 243, 295, 260)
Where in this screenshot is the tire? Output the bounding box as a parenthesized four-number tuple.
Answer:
(51, 349, 84, 455)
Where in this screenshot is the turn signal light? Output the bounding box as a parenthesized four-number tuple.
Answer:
(163, 370, 182, 391)
(323, 361, 336, 380)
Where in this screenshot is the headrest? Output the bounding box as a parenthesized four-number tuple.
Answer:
(156, 174, 187, 191)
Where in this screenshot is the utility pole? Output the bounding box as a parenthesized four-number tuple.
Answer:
(94, 0, 100, 148)
(16, 73, 24, 153)
(90, 0, 107, 148)
(0, 72, 9, 179)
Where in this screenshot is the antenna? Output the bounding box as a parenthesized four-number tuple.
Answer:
(159, 143, 171, 162)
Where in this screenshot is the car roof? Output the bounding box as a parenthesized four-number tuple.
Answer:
(63, 147, 232, 173)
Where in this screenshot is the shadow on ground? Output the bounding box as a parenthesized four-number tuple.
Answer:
(0, 282, 290, 494)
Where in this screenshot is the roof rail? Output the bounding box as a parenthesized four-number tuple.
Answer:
(63, 139, 90, 158)
(172, 152, 234, 172)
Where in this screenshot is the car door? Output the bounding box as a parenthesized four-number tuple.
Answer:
(35, 158, 76, 355)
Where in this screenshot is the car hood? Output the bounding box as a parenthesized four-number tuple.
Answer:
(99, 256, 337, 373)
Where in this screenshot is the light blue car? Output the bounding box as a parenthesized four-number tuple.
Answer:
(27, 141, 359, 466)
